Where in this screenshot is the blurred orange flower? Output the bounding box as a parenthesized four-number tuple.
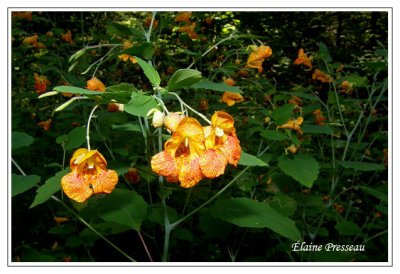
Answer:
(86, 77, 106, 91)
(222, 92, 244, 107)
(124, 168, 140, 184)
(340, 80, 353, 95)
(61, 148, 119, 203)
(23, 34, 38, 47)
(312, 69, 332, 83)
(61, 30, 73, 44)
(277, 117, 304, 134)
(313, 109, 326, 125)
(178, 22, 198, 40)
(247, 45, 272, 73)
(34, 73, 51, 95)
(198, 99, 209, 111)
(224, 78, 235, 86)
(144, 15, 158, 28)
(12, 12, 32, 21)
(37, 119, 52, 131)
(175, 12, 192, 24)
(294, 48, 312, 69)
(288, 95, 302, 106)
(54, 217, 70, 226)
(285, 144, 299, 154)
(118, 41, 138, 64)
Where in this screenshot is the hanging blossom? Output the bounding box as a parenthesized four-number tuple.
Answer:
(175, 12, 192, 24)
(246, 45, 272, 73)
(61, 148, 119, 203)
(293, 48, 312, 69)
(312, 69, 332, 83)
(151, 111, 241, 188)
(277, 117, 304, 134)
(34, 73, 51, 95)
(61, 30, 74, 44)
(86, 77, 106, 91)
(313, 109, 326, 125)
(221, 78, 244, 107)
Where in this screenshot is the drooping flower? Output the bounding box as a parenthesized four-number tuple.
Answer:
(277, 117, 304, 134)
(200, 111, 241, 178)
(118, 41, 138, 64)
(246, 45, 272, 73)
(313, 109, 326, 125)
(151, 117, 206, 188)
(107, 102, 124, 112)
(288, 95, 303, 107)
(23, 34, 38, 47)
(285, 144, 298, 154)
(340, 80, 353, 95)
(222, 92, 244, 107)
(163, 112, 185, 132)
(34, 73, 51, 95)
(178, 22, 198, 40)
(37, 119, 52, 131)
(312, 69, 332, 83)
(86, 77, 106, 91)
(293, 48, 312, 69)
(61, 148, 119, 203)
(175, 12, 192, 24)
(61, 30, 74, 44)
(224, 78, 235, 86)
(124, 167, 140, 184)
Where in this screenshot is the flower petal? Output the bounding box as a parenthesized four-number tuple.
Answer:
(200, 149, 228, 178)
(61, 172, 93, 203)
(177, 155, 204, 188)
(91, 169, 119, 194)
(151, 150, 179, 178)
(218, 136, 242, 166)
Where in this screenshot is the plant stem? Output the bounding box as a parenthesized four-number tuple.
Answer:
(11, 158, 27, 176)
(51, 195, 136, 262)
(137, 231, 153, 262)
(86, 104, 99, 151)
(169, 92, 211, 125)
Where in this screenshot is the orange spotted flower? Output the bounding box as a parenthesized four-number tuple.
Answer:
(294, 48, 312, 69)
(37, 119, 52, 131)
(175, 12, 192, 24)
(247, 45, 272, 73)
(312, 69, 332, 83)
(61, 148, 119, 203)
(86, 77, 106, 91)
(313, 109, 326, 125)
(34, 73, 51, 95)
(61, 30, 74, 44)
(118, 41, 138, 64)
(151, 117, 206, 188)
(222, 78, 244, 106)
(277, 117, 304, 134)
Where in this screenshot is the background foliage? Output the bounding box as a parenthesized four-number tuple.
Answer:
(11, 11, 388, 262)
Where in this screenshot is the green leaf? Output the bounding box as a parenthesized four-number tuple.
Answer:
(53, 86, 102, 95)
(105, 83, 138, 93)
(238, 151, 268, 167)
(278, 154, 319, 188)
(208, 198, 301, 241)
(260, 130, 287, 141)
(12, 131, 34, 150)
(271, 104, 295, 125)
(167, 69, 202, 92)
(53, 86, 132, 103)
(191, 79, 242, 93)
(267, 194, 297, 217)
(64, 127, 87, 151)
(358, 186, 388, 202)
(335, 220, 362, 236)
(122, 42, 154, 60)
(317, 42, 332, 62)
(30, 169, 70, 208)
(111, 123, 142, 132)
(106, 21, 133, 37)
(134, 57, 161, 87)
(337, 161, 385, 171)
(345, 74, 368, 88)
(12, 174, 40, 197)
(124, 93, 159, 117)
(302, 124, 333, 135)
(95, 188, 148, 231)
(69, 48, 86, 63)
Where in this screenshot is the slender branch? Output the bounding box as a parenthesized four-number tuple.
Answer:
(169, 92, 211, 124)
(86, 104, 100, 151)
(11, 158, 26, 176)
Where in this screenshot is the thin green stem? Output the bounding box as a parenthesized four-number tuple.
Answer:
(86, 104, 99, 151)
(171, 167, 250, 228)
(51, 195, 136, 262)
(169, 92, 211, 125)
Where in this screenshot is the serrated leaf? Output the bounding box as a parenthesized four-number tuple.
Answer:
(167, 69, 202, 92)
(238, 151, 268, 166)
(208, 198, 301, 241)
(124, 93, 159, 117)
(271, 104, 295, 125)
(260, 130, 287, 141)
(12, 131, 34, 150)
(191, 79, 242, 94)
(12, 174, 40, 197)
(64, 127, 86, 151)
(30, 169, 70, 208)
(95, 188, 148, 231)
(134, 57, 160, 87)
(278, 154, 319, 188)
(337, 161, 385, 171)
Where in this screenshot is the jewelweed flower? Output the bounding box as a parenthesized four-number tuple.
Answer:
(34, 73, 51, 95)
(285, 144, 298, 154)
(294, 48, 312, 69)
(222, 92, 244, 107)
(340, 80, 353, 95)
(61, 148, 119, 203)
(86, 77, 106, 91)
(224, 78, 235, 86)
(288, 95, 303, 107)
(313, 109, 326, 125)
(152, 110, 165, 128)
(12, 12, 32, 21)
(277, 117, 304, 134)
(118, 41, 138, 64)
(151, 117, 206, 188)
(175, 12, 192, 24)
(163, 112, 185, 132)
(23, 34, 38, 47)
(178, 22, 198, 40)
(247, 45, 272, 73)
(312, 69, 332, 83)
(124, 167, 141, 184)
(37, 119, 52, 131)
(61, 30, 73, 44)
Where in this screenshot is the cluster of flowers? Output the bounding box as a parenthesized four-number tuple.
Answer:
(175, 12, 198, 40)
(151, 111, 242, 188)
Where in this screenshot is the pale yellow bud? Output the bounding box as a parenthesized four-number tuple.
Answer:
(152, 110, 165, 127)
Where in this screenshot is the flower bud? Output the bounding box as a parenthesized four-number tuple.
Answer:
(163, 112, 185, 132)
(152, 110, 165, 128)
